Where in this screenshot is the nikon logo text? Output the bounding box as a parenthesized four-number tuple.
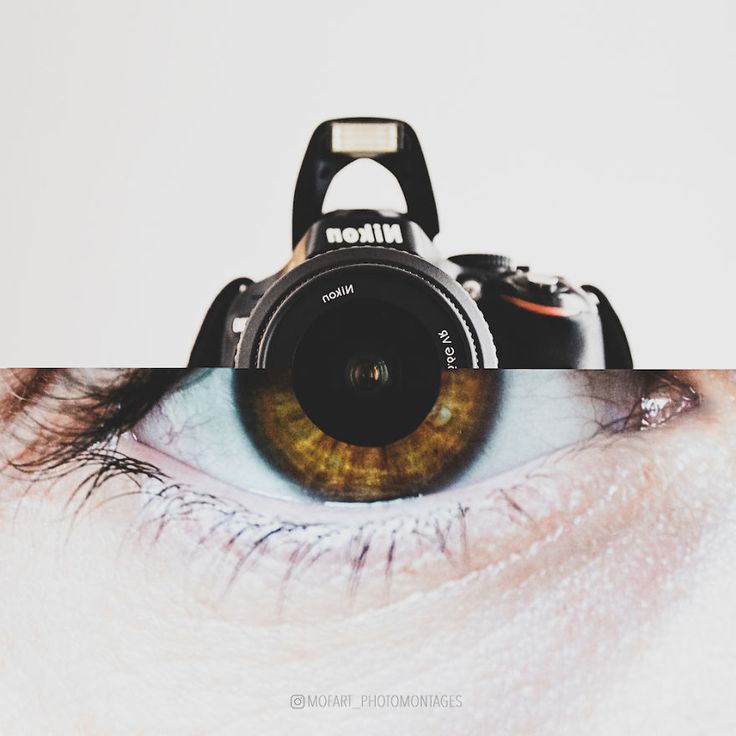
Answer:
(322, 283, 355, 304)
(325, 223, 403, 245)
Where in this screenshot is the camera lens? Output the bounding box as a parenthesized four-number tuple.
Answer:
(236, 248, 497, 443)
(346, 356, 390, 392)
(292, 298, 441, 446)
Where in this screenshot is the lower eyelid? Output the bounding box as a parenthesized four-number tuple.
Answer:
(117, 408, 706, 616)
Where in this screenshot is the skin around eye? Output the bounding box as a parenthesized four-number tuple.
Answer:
(118, 369, 699, 619)
(1, 370, 734, 736)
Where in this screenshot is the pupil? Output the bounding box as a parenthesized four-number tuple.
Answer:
(291, 299, 441, 446)
(347, 357, 390, 392)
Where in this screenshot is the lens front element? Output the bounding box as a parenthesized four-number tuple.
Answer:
(292, 298, 442, 446)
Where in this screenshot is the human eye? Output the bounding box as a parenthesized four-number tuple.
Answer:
(114, 368, 698, 605)
(131, 369, 693, 504)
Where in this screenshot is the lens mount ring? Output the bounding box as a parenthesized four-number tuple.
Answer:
(236, 246, 497, 368)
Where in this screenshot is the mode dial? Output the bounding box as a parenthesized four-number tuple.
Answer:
(449, 254, 513, 273)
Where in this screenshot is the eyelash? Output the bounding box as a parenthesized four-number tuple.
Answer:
(0, 369, 699, 597)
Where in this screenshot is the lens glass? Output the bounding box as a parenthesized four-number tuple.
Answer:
(292, 298, 441, 446)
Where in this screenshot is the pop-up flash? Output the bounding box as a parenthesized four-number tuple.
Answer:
(330, 121, 400, 156)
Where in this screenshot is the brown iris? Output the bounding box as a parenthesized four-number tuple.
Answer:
(236, 370, 498, 502)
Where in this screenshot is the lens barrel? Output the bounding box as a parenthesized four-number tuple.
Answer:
(236, 247, 496, 445)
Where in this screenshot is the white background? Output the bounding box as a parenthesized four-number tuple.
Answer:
(1, 1, 734, 366)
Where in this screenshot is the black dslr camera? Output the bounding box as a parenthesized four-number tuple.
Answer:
(191, 118, 631, 370)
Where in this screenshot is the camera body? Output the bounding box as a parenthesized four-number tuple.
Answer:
(191, 118, 631, 369)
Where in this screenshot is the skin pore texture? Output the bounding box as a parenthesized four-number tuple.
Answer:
(1, 370, 736, 735)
